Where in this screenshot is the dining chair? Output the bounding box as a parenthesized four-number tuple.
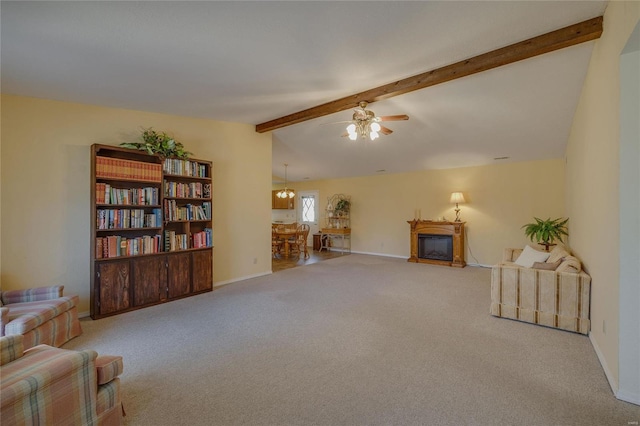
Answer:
(272, 229, 283, 258)
(290, 224, 310, 259)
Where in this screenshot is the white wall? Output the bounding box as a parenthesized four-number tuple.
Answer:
(618, 21, 640, 405)
(565, 1, 640, 396)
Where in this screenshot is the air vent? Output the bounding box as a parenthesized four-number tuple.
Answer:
(493, 156, 510, 160)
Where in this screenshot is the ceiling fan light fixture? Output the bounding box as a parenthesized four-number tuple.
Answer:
(341, 101, 407, 141)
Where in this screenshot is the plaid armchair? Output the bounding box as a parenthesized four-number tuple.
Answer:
(0, 285, 82, 349)
(1, 334, 124, 425)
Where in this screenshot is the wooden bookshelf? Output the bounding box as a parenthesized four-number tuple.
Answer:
(90, 144, 214, 319)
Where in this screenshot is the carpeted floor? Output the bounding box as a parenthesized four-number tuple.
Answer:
(65, 254, 640, 425)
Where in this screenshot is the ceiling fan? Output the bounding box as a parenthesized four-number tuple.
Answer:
(342, 101, 409, 141)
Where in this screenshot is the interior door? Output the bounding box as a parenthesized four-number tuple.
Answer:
(298, 190, 320, 239)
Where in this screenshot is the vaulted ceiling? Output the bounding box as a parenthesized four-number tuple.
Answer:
(1, 1, 608, 182)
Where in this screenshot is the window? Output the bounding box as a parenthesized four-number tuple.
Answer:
(301, 195, 315, 222)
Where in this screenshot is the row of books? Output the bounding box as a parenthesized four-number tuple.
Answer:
(164, 230, 189, 252)
(164, 181, 211, 199)
(192, 228, 213, 249)
(96, 230, 212, 258)
(97, 209, 162, 230)
(96, 183, 160, 205)
(163, 158, 208, 178)
(96, 235, 162, 258)
(164, 200, 211, 221)
(96, 156, 162, 182)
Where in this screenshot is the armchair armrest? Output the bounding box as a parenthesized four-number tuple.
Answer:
(0, 335, 25, 365)
(0, 286, 64, 304)
(96, 355, 124, 385)
(0, 307, 8, 337)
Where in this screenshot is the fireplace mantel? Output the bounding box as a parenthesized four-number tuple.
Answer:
(407, 220, 466, 268)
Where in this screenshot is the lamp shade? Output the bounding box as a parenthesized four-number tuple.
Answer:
(450, 192, 466, 204)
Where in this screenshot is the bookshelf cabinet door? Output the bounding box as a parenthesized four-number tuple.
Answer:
(96, 260, 130, 315)
(192, 250, 213, 293)
(133, 256, 167, 306)
(167, 252, 191, 299)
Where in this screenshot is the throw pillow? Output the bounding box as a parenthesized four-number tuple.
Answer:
(547, 244, 570, 263)
(514, 245, 551, 268)
(533, 259, 562, 270)
(556, 256, 582, 273)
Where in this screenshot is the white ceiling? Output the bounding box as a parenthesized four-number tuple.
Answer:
(1, 1, 607, 182)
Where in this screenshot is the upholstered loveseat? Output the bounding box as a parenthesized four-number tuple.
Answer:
(490, 245, 591, 334)
(1, 334, 124, 425)
(0, 285, 82, 350)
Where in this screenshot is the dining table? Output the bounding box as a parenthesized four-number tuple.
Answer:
(272, 228, 298, 258)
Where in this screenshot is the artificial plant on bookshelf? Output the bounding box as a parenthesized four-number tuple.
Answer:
(91, 142, 213, 319)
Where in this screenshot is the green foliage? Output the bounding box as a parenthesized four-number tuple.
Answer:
(522, 217, 569, 246)
(335, 199, 350, 212)
(120, 128, 192, 159)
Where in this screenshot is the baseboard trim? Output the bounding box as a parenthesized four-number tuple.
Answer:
(79, 311, 90, 319)
(589, 332, 619, 397)
(350, 250, 407, 259)
(349, 251, 493, 268)
(214, 271, 272, 287)
(616, 389, 640, 406)
(467, 262, 493, 268)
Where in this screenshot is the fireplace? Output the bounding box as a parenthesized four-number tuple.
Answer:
(407, 220, 465, 267)
(418, 234, 453, 262)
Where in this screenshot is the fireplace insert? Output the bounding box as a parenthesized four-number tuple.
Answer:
(418, 234, 453, 262)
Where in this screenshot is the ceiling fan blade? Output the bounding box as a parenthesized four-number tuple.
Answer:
(321, 120, 354, 125)
(379, 125, 393, 135)
(379, 115, 409, 121)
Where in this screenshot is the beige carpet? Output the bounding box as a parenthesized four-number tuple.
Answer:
(65, 254, 640, 425)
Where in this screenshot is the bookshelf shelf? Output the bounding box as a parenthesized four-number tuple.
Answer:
(96, 227, 163, 233)
(91, 144, 214, 319)
(164, 174, 210, 181)
(96, 204, 162, 208)
(164, 197, 211, 202)
(97, 177, 162, 184)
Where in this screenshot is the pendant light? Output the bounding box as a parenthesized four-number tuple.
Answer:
(276, 164, 295, 199)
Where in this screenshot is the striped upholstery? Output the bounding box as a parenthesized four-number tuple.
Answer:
(0, 287, 82, 350)
(0, 334, 24, 365)
(5, 296, 77, 334)
(96, 355, 124, 385)
(490, 248, 591, 334)
(1, 286, 64, 304)
(96, 379, 123, 426)
(1, 335, 124, 426)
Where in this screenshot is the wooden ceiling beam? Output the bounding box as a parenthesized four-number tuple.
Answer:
(255, 16, 603, 133)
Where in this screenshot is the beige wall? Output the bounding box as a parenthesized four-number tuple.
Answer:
(1, 94, 273, 314)
(565, 1, 640, 392)
(294, 159, 565, 265)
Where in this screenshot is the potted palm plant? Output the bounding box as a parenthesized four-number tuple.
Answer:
(522, 217, 569, 251)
